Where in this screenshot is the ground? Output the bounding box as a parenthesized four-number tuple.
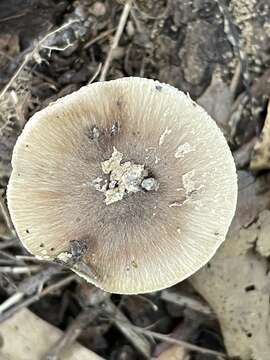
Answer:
(0, 0, 270, 359)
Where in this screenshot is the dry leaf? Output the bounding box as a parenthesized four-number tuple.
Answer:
(197, 71, 232, 134)
(190, 171, 270, 360)
(0, 309, 104, 360)
(156, 345, 189, 360)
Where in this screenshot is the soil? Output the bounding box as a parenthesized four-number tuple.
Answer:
(0, 1, 270, 359)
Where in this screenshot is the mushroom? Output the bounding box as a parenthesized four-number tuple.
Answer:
(7, 77, 237, 294)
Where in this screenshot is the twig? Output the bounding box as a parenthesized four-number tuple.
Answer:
(0, 53, 31, 101)
(0, 49, 14, 62)
(230, 61, 242, 100)
(0, 192, 16, 236)
(161, 289, 213, 316)
(0, 273, 75, 324)
(0, 259, 21, 265)
(0, 293, 24, 314)
(15, 255, 47, 262)
(99, 0, 133, 81)
(0, 265, 41, 274)
(0, 238, 18, 250)
(118, 323, 227, 359)
(88, 63, 102, 84)
(0, 10, 29, 23)
(134, 295, 159, 311)
(84, 27, 116, 49)
(103, 299, 152, 358)
(0, 20, 77, 102)
(0, 250, 21, 262)
(44, 309, 98, 360)
(0, 266, 60, 314)
(18, 265, 62, 295)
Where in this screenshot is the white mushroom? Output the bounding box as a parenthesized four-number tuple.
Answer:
(7, 77, 237, 294)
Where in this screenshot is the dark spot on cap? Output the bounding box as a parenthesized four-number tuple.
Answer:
(70, 239, 88, 260)
(155, 85, 162, 92)
(111, 121, 119, 136)
(40, 243, 44, 248)
(116, 99, 123, 108)
(26, 229, 30, 234)
(245, 284, 255, 292)
(87, 126, 101, 141)
(50, 247, 55, 251)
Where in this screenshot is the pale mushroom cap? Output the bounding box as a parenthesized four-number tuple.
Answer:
(7, 77, 237, 294)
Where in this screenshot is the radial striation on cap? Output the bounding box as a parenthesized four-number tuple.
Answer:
(7, 77, 238, 294)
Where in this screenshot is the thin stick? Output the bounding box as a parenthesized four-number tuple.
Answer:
(0, 11, 29, 23)
(88, 63, 102, 84)
(0, 266, 61, 314)
(0, 238, 18, 250)
(130, 326, 226, 358)
(44, 309, 97, 360)
(161, 289, 213, 316)
(0, 192, 16, 236)
(0, 53, 31, 101)
(84, 28, 116, 49)
(0, 265, 41, 274)
(99, 0, 133, 81)
(0, 274, 76, 324)
(0, 20, 77, 102)
(103, 312, 226, 359)
(103, 300, 151, 358)
(0, 293, 24, 314)
(230, 61, 242, 100)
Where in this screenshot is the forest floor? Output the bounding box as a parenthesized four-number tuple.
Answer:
(0, 1, 270, 359)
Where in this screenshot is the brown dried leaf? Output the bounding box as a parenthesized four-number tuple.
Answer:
(197, 71, 232, 134)
(190, 171, 270, 360)
(0, 309, 104, 360)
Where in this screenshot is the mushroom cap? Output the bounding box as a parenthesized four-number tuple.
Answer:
(7, 77, 237, 294)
